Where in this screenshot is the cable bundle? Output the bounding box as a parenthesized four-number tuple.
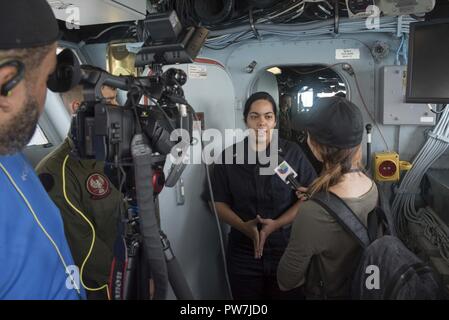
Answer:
(160, 0, 347, 28)
(205, 15, 416, 49)
(392, 106, 449, 263)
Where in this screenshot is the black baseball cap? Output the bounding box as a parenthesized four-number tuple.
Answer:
(0, 0, 60, 49)
(301, 96, 364, 149)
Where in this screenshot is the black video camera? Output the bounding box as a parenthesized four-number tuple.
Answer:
(48, 50, 193, 167)
(47, 11, 207, 174)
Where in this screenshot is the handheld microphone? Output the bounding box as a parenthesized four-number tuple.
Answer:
(274, 160, 301, 190)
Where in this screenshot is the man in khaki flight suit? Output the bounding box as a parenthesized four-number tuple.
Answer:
(36, 85, 125, 300)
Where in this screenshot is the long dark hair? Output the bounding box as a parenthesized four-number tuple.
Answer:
(307, 135, 363, 196)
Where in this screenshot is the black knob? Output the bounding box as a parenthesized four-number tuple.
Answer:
(365, 123, 372, 133)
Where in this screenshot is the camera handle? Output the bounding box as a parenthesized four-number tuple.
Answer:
(130, 133, 168, 299)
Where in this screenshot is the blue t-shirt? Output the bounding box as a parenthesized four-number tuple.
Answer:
(0, 153, 86, 300)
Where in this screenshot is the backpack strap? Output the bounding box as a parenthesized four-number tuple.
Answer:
(312, 191, 370, 248)
(375, 182, 396, 236)
(367, 210, 380, 242)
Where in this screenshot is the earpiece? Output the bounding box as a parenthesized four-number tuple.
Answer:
(0, 60, 25, 97)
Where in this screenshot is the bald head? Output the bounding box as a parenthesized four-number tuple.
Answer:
(61, 85, 118, 115)
(61, 85, 83, 115)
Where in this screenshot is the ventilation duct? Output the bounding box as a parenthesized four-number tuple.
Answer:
(194, 0, 234, 25)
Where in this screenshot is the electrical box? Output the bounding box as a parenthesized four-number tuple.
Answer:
(380, 65, 436, 126)
(373, 151, 412, 182)
(374, 152, 400, 182)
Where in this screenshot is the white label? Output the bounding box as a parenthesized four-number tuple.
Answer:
(188, 65, 207, 79)
(420, 116, 434, 123)
(336, 48, 360, 60)
(274, 161, 298, 182)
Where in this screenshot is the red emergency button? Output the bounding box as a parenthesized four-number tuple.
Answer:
(379, 160, 397, 177)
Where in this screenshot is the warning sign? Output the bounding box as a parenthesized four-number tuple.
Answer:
(188, 65, 207, 79)
(336, 48, 360, 60)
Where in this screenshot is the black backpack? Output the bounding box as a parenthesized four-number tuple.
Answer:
(312, 191, 446, 300)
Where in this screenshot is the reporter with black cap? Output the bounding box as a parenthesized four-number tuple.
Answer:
(277, 96, 378, 299)
(0, 0, 85, 299)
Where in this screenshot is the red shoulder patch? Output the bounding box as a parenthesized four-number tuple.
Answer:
(86, 173, 111, 199)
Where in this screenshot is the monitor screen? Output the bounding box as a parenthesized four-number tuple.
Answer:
(406, 19, 449, 104)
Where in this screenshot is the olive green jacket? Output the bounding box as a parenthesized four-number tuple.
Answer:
(36, 138, 126, 299)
